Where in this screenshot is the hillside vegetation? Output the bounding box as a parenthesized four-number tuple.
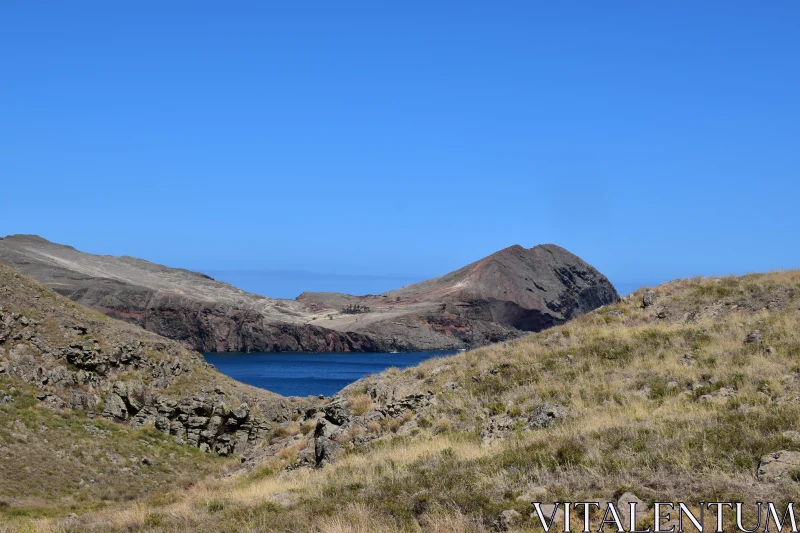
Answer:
(5, 270, 800, 532)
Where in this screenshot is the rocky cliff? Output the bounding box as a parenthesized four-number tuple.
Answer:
(0, 235, 618, 352)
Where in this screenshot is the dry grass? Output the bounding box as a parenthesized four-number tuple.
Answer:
(7, 270, 800, 532)
(274, 420, 304, 439)
(346, 392, 375, 416)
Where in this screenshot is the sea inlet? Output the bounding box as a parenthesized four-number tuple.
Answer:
(204, 350, 458, 397)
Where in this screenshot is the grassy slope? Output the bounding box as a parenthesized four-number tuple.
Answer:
(0, 375, 233, 519)
(10, 271, 800, 532)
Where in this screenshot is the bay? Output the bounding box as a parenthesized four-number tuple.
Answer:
(203, 350, 458, 397)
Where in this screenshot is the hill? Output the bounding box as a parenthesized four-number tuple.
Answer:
(11, 269, 799, 532)
(300, 243, 617, 338)
(0, 235, 618, 352)
(0, 262, 311, 518)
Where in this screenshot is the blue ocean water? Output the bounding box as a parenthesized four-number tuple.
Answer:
(203, 350, 458, 397)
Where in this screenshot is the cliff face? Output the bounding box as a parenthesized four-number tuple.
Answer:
(0, 236, 618, 352)
(115, 295, 385, 353)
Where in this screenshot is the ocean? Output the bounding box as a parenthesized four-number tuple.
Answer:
(203, 350, 458, 397)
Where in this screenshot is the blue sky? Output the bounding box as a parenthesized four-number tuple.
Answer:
(1, 2, 799, 298)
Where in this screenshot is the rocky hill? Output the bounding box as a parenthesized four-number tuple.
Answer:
(0, 235, 618, 352)
(15, 269, 798, 532)
(299, 243, 618, 347)
(0, 235, 380, 353)
(0, 262, 313, 516)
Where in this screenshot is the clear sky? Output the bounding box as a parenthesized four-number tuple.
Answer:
(1, 2, 798, 298)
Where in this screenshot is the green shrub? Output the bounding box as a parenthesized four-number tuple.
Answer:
(487, 402, 506, 416)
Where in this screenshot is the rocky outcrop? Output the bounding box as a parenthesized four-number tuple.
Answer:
(618, 492, 648, 526)
(480, 403, 567, 443)
(0, 262, 306, 458)
(495, 509, 522, 531)
(282, 369, 571, 468)
(642, 290, 657, 308)
(745, 329, 764, 345)
(0, 235, 618, 352)
(527, 402, 567, 429)
(757, 450, 800, 482)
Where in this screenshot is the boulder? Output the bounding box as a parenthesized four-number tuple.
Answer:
(113, 381, 146, 413)
(495, 509, 522, 531)
(745, 330, 764, 345)
(315, 419, 340, 439)
(642, 291, 657, 308)
(314, 436, 342, 466)
(213, 402, 231, 418)
(206, 415, 223, 436)
(757, 450, 800, 482)
(213, 434, 235, 456)
(154, 416, 171, 434)
(156, 397, 177, 417)
(618, 492, 646, 527)
(101, 393, 128, 421)
(231, 403, 250, 421)
(292, 445, 316, 468)
(187, 428, 201, 445)
(314, 418, 343, 465)
(187, 416, 209, 428)
(527, 403, 566, 429)
(130, 406, 158, 429)
(170, 420, 186, 439)
(188, 397, 214, 417)
(69, 390, 98, 411)
(323, 400, 350, 425)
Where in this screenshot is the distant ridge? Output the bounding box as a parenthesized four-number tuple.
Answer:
(0, 235, 618, 352)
